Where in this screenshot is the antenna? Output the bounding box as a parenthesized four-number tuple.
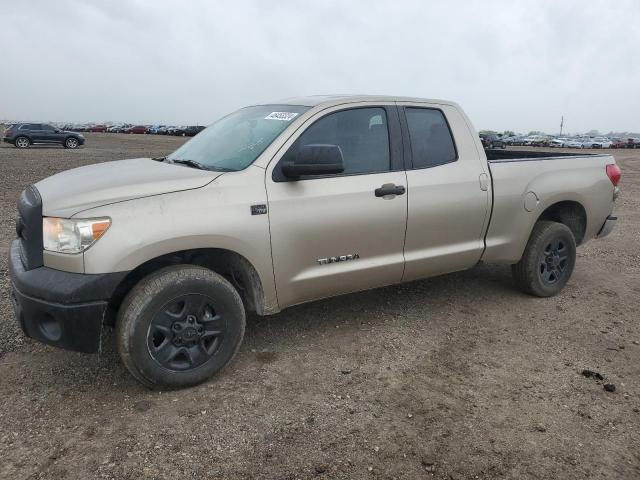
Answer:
(560, 116, 564, 136)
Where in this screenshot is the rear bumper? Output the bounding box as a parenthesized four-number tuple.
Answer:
(3, 137, 13, 144)
(596, 215, 617, 239)
(8, 240, 127, 353)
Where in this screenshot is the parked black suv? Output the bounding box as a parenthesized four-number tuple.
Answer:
(479, 133, 506, 150)
(3, 123, 85, 149)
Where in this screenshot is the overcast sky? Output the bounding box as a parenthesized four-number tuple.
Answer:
(2, 0, 639, 133)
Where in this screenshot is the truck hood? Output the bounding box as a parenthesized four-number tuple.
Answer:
(35, 158, 222, 217)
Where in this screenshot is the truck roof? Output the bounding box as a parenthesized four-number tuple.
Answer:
(261, 94, 458, 108)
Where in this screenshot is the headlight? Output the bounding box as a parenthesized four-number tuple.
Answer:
(43, 217, 111, 254)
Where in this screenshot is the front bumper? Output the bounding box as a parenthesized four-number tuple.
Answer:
(596, 215, 617, 239)
(8, 240, 127, 353)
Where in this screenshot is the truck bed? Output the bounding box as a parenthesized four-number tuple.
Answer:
(486, 149, 608, 162)
(482, 149, 615, 265)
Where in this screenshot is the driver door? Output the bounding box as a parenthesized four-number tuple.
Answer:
(266, 104, 408, 309)
(39, 124, 60, 143)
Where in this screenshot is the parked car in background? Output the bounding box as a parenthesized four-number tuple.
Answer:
(65, 124, 85, 132)
(628, 138, 640, 149)
(89, 125, 107, 133)
(148, 125, 166, 134)
(184, 125, 206, 137)
(510, 136, 528, 146)
(126, 125, 149, 134)
(565, 138, 584, 148)
(580, 138, 600, 149)
(590, 137, 612, 149)
(610, 138, 627, 148)
(480, 133, 506, 149)
(107, 124, 124, 133)
(550, 137, 569, 148)
(167, 126, 187, 136)
(3, 123, 85, 148)
(524, 135, 549, 147)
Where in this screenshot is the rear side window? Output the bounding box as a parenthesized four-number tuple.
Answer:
(41, 124, 55, 131)
(405, 108, 457, 168)
(283, 107, 390, 176)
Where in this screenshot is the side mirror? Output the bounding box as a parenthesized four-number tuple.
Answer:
(282, 144, 344, 178)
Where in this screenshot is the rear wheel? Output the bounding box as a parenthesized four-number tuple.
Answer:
(511, 221, 576, 297)
(15, 136, 30, 148)
(116, 265, 246, 389)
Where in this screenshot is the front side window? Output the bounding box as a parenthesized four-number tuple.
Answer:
(41, 124, 55, 132)
(167, 104, 309, 171)
(405, 108, 457, 168)
(283, 107, 390, 176)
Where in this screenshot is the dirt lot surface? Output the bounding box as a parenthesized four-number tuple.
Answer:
(0, 134, 639, 479)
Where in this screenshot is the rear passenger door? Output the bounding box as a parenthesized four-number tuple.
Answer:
(29, 124, 47, 143)
(399, 103, 490, 282)
(266, 104, 408, 308)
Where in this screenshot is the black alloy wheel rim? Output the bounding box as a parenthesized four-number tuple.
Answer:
(147, 294, 226, 371)
(539, 238, 569, 285)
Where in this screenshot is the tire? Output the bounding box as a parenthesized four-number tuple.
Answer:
(15, 136, 30, 148)
(116, 265, 246, 389)
(511, 221, 576, 297)
(64, 137, 79, 149)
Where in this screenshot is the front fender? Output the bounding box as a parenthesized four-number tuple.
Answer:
(80, 166, 278, 311)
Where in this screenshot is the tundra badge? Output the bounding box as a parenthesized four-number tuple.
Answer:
(317, 254, 360, 265)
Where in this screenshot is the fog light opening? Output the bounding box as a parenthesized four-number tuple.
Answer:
(39, 314, 62, 341)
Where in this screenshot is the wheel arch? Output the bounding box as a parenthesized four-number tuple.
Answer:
(536, 200, 587, 245)
(106, 248, 269, 325)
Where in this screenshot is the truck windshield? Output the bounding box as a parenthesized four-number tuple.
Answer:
(166, 105, 310, 171)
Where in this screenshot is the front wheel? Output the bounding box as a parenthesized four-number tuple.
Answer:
(116, 265, 246, 389)
(511, 221, 576, 297)
(64, 137, 79, 149)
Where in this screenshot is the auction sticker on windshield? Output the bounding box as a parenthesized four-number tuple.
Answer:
(265, 112, 299, 121)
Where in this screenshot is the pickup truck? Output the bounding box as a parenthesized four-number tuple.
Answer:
(9, 95, 621, 389)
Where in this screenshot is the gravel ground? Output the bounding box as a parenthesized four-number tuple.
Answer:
(0, 134, 639, 479)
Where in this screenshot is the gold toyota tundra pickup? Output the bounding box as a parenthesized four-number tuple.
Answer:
(9, 95, 621, 388)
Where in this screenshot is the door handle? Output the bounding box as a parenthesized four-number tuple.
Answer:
(375, 183, 406, 197)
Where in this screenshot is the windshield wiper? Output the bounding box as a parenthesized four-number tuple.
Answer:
(169, 159, 209, 170)
(165, 157, 237, 172)
(207, 166, 237, 172)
